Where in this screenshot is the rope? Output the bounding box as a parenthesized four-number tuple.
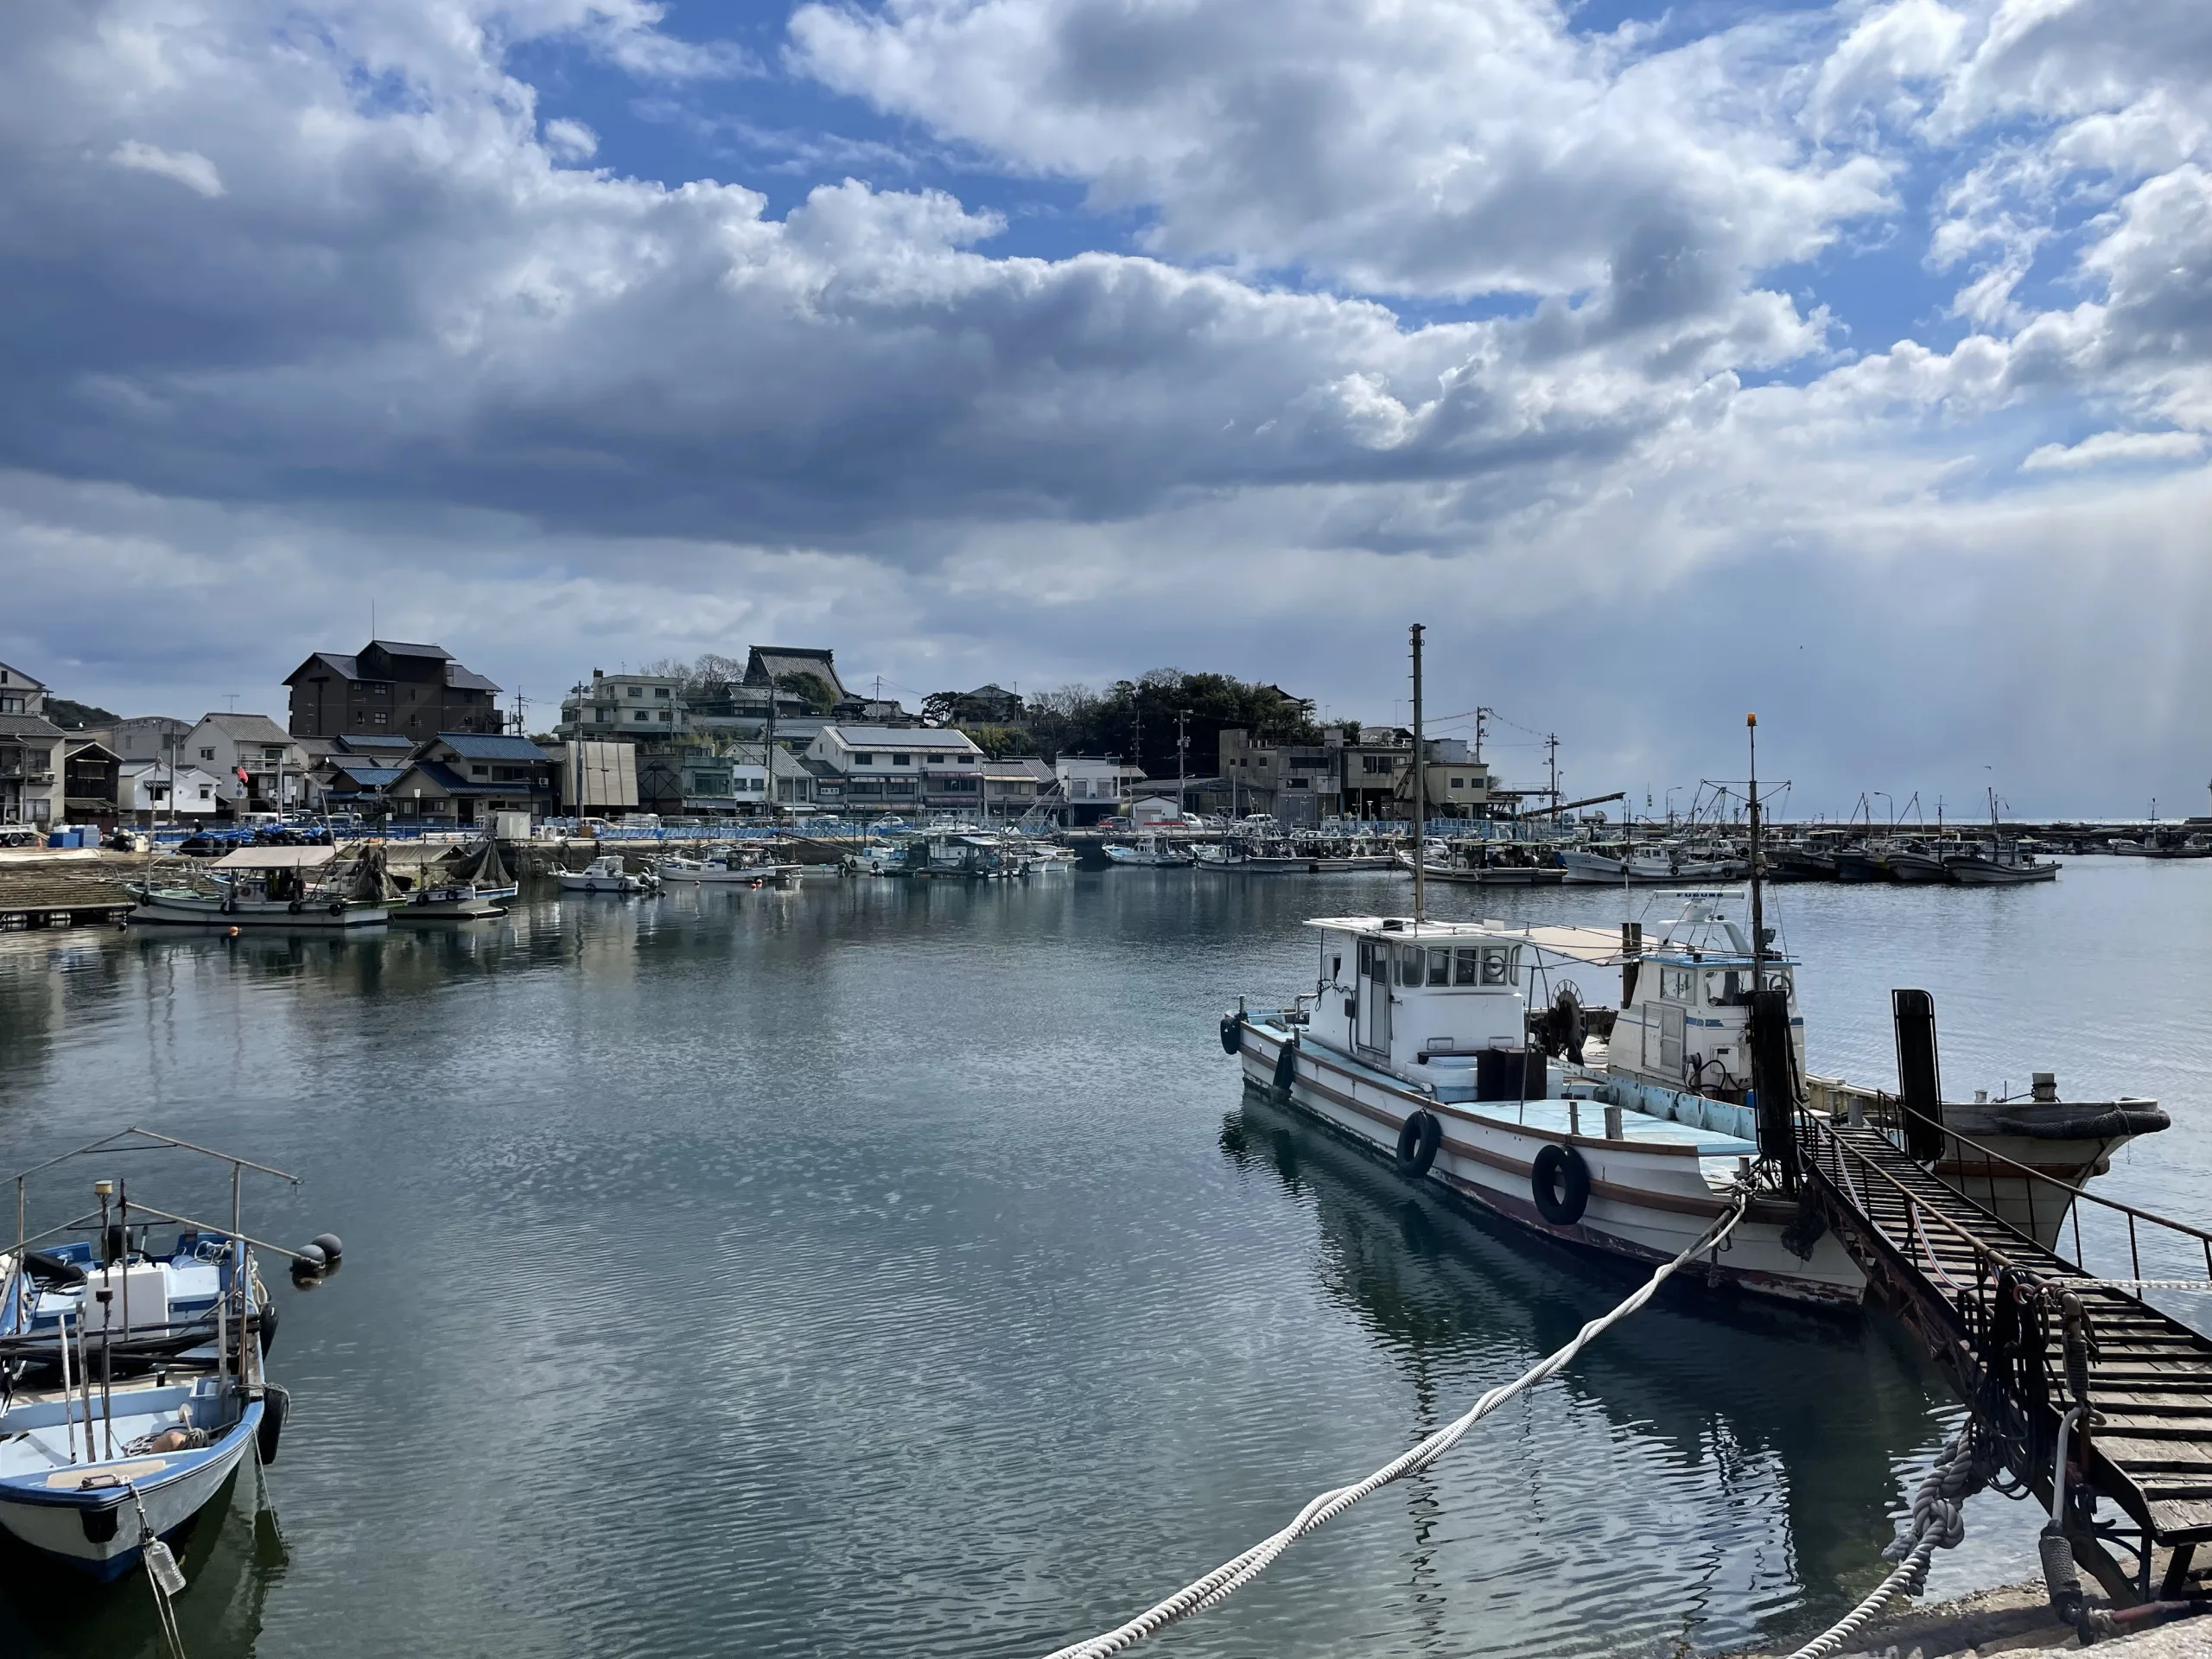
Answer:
(1783, 1422, 1986, 1659)
(2044, 1278, 2212, 1293)
(1037, 1194, 1753, 1659)
(126, 1483, 190, 1659)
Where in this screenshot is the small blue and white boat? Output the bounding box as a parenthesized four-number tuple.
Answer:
(0, 1130, 309, 1581)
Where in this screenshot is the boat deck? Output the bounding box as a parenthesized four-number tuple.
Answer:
(1463, 1095, 1759, 1160)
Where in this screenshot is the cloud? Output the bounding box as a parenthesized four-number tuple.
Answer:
(109, 140, 225, 198)
(541, 118, 598, 162)
(2021, 429, 2204, 469)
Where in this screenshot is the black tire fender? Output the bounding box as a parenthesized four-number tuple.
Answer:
(1219, 1014, 1243, 1056)
(328, 900, 346, 917)
(1531, 1143, 1591, 1226)
(257, 1385, 288, 1466)
(1271, 1038, 1298, 1099)
(1395, 1109, 1442, 1178)
(288, 899, 303, 915)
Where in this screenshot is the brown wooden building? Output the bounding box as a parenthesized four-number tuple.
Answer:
(284, 640, 502, 741)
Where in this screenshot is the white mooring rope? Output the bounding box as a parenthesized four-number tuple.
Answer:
(1037, 1193, 1754, 1659)
(1783, 1422, 1984, 1659)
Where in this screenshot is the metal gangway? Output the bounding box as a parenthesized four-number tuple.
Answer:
(1796, 1096, 2212, 1615)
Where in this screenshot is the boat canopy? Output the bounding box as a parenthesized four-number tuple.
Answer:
(210, 845, 339, 871)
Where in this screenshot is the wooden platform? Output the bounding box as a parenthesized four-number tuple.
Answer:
(1804, 1118, 2212, 1603)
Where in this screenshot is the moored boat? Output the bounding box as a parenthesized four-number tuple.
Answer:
(0, 1130, 315, 1582)
(125, 845, 388, 928)
(1104, 833, 1195, 867)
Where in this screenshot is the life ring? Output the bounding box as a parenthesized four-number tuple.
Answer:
(1395, 1109, 1441, 1178)
(1271, 1039, 1298, 1099)
(1531, 1143, 1591, 1226)
(1219, 1013, 1243, 1056)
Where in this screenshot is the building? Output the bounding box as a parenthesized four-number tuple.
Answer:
(0, 661, 48, 718)
(979, 755, 1054, 819)
(385, 733, 559, 828)
(805, 725, 986, 816)
(99, 716, 194, 766)
(557, 741, 641, 814)
(1053, 757, 1147, 825)
(1217, 727, 1493, 823)
(181, 714, 312, 816)
(1398, 736, 1494, 818)
(118, 761, 222, 823)
(927, 684, 1027, 728)
(745, 645, 849, 711)
(1216, 729, 1340, 823)
(283, 640, 503, 741)
(556, 671, 694, 742)
(0, 713, 67, 827)
(62, 740, 121, 825)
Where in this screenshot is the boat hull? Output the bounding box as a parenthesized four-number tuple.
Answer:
(1944, 858, 2058, 885)
(1236, 1024, 1864, 1306)
(127, 891, 386, 928)
(0, 1404, 258, 1580)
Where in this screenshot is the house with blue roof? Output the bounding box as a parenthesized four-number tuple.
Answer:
(382, 733, 558, 828)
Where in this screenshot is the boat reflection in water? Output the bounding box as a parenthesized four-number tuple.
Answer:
(0, 1415, 285, 1657)
(1217, 1090, 2016, 1657)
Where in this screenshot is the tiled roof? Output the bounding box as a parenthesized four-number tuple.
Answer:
(195, 713, 294, 745)
(326, 763, 406, 788)
(444, 664, 502, 692)
(433, 732, 546, 760)
(285, 652, 361, 683)
(0, 713, 67, 740)
(825, 726, 982, 750)
(336, 734, 415, 753)
(402, 760, 550, 796)
(367, 639, 452, 659)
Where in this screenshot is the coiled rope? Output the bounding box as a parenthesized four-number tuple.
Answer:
(1038, 1192, 1752, 1659)
(1783, 1421, 1987, 1659)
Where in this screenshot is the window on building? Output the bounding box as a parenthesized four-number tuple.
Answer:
(626, 686, 643, 696)
(0, 697, 19, 715)
(853, 753, 874, 765)
(655, 688, 671, 699)
(1449, 777, 1464, 790)
(659, 711, 672, 722)
(198, 785, 213, 801)
(471, 765, 489, 778)
(199, 747, 215, 761)
(372, 712, 389, 727)
(633, 711, 650, 722)
(893, 754, 911, 766)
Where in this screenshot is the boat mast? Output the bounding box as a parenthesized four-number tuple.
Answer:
(1747, 713, 1765, 988)
(1411, 623, 1427, 924)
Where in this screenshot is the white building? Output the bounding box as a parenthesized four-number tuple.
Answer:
(0, 660, 48, 718)
(1053, 757, 1146, 805)
(182, 714, 313, 814)
(100, 715, 195, 765)
(119, 761, 222, 821)
(557, 671, 692, 741)
(805, 725, 985, 815)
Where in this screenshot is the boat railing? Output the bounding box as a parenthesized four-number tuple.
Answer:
(1811, 1090, 2212, 1297)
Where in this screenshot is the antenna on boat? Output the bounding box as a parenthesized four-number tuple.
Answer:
(1747, 713, 1765, 986)
(1410, 624, 1427, 925)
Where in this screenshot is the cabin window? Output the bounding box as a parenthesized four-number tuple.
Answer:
(1398, 944, 1423, 986)
(1481, 947, 1510, 987)
(1453, 947, 1481, 986)
(1707, 970, 1752, 1007)
(1660, 966, 1694, 1001)
(1427, 949, 1451, 987)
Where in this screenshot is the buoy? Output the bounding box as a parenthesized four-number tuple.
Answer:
(309, 1232, 343, 1263)
(290, 1243, 327, 1281)
(227, 925, 240, 938)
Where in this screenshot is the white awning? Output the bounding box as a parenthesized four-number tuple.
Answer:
(211, 845, 339, 871)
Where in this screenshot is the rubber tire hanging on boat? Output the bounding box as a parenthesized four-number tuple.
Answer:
(257, 1385, 288, 1465)
(1219, 1014, 1243, 1056)
(1271, 1039, 1298, 1100)
(1531, 1143, 1591, 1226)
(288, 900, 303, 915)
(1395, 1110, 1442, 1179)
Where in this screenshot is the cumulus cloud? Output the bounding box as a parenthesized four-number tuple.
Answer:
(109, 140, 225, 198)
(1, 0, 2210, 805)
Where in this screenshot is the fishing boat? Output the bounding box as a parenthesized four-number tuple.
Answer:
(1942, 840, 2059, 885)
(1104, 834, 1194, 868)
(390, 837, 515, 921)
(1194, 830, 1398, 873)
(1406, 839, 1564, 885)
(658, 843, 803, 884)
(0, 1129, 318, 1582)
(558, 854, 658, 894)
(1559, 841, 1743, 886)
(125, 846, 388, 928)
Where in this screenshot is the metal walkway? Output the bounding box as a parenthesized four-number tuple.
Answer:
(1799, 1111, 2212, 1607)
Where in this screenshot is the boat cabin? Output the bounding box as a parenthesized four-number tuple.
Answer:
(1304, 917, 1532, 1097)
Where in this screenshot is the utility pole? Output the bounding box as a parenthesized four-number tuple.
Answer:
(1176, 709, 1188, 816)
(1411, 624, 1427, 924)
(1473, 708, 1489, 766)
(1546, 733, 1560, 827)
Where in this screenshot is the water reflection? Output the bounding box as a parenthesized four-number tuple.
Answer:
(1221, 1092, 1966, 1654)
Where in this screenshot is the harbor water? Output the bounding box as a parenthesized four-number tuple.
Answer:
(0, 858, 2206, 1658)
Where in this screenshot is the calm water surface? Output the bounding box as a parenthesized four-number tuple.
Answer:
(0, 858, 2205, 1658)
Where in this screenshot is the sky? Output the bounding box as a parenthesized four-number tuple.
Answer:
(2, 0, 2209, 817)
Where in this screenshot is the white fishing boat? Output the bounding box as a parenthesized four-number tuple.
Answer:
(1405, 840, 1564, 885)
(1942, 840, 2059, 885)
(0, 1130, 318, 1582)
(125, 845, 387, 928)
(390, 837, 514, 920)
(558, 854, 658, 894)
(1224, 899, 1865, 1305)
(1560, 842, 1745, 886)
(658, 844, 803, 884)
(1104, 833, 1194, 867)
